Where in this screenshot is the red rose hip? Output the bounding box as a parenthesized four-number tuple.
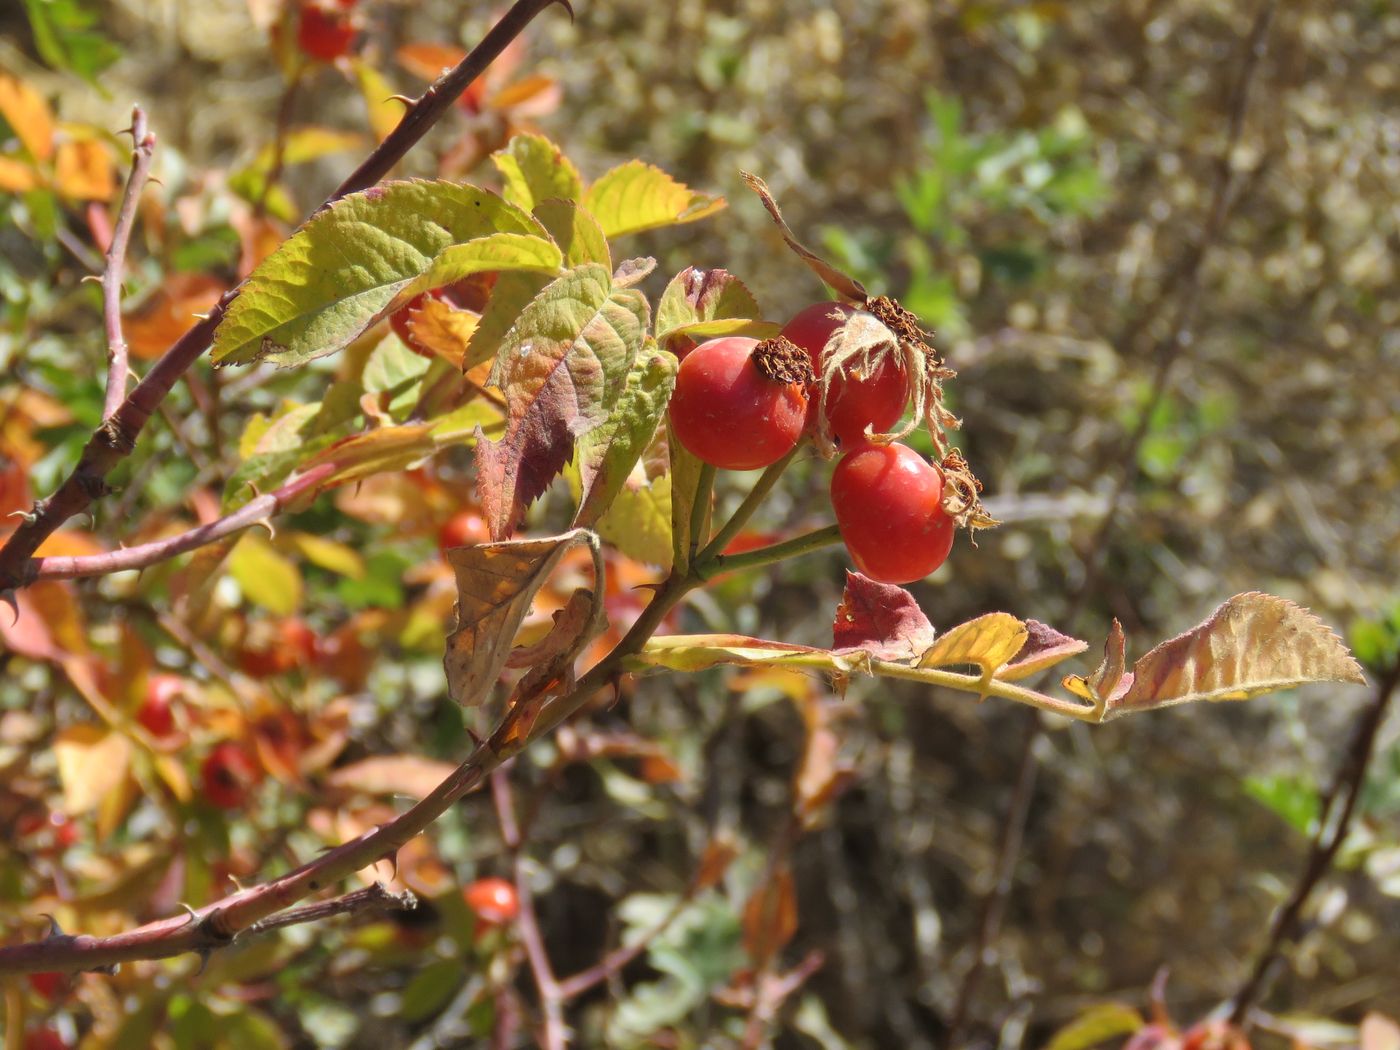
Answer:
(201, 743, 261, 810)
(830, 442, 954, 584)
(464, 877, 520, 926)
(782, 301, 909, 447)
(668, 337, 808, 470)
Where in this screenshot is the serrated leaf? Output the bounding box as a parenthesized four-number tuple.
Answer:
(583, 160, 726, 239)
(574, 348, 677, 528)
(655, 266, 768, 345)
(491, 132, 582, 211)
(227, 533, 302, 615)
(476, 265, 645, 538)
(832, 571, 935, 661)
(212, 181, 561, 367)
(920, 613, 1028, 678)
(464, 269, 553, 368)
(443, 529, 600, 707)
(1100, 592, 1367, 719)
(1044, 1003, 1144, 1050)
(596, 473, 673, 568)
(534, 197, 611, 268)
(998, 619, 1089, 681)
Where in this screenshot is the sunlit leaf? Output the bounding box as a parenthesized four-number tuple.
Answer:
(123, 273, 229, 361)
(1063, 619, 1130, 707)
(476, 265, 646, 538)
(596, 472, 673, 568)
(0, 155, 40, 191)
(920, 612, 1027, 678)
(491, 132, 583, 212)
(583, 160, 726, 239)
(307, 425, 438, 486)
(654, 266, 776, 349)
(1101, 592, 1367, 719)
(228, 533, 303, 615)
(443, 529, 601, 707)
(213, 181, 561, 367)
(351, 58, 402, 141)
(534, 197, 610, 269)
(574, 347, 677, 529)
(832, 571, 935, 661)
(286, 531, 366, 579)
(400, 294, 479, 369)
(630, 635, 865, 676)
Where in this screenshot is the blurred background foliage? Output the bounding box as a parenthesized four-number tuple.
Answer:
(0, 0, 1398, 1047)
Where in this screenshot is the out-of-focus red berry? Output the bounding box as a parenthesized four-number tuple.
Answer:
(137, 673, 183, 737)
(23, 1027, 70, 1050)
(438, 510, 489, 551)
(295, 2, 357, 63)
(238, 618, 318, 678)
(201, 743, 261, 810)
(464, 877, 519, 926)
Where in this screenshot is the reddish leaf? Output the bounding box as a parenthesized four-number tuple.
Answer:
(999, 618, 1090, 681)
(832, 571, 935, 661)
(743, 865, 798, 967)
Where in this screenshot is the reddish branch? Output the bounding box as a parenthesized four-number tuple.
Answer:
(1228, 663, 1400, 1028)
(0, 540, 692, 977)
(0, 0, 572, 594)
(103, 106, 157, 421)
(31, 463, 334, 581)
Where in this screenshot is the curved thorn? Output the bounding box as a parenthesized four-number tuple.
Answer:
(2, 590, 18, 626)
(177, 902, 199, 926)
(551, 0, 575, 22)
(40, 913, 65, 938)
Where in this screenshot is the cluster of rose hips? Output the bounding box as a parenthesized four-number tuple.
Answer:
(668, 302, 955, 585)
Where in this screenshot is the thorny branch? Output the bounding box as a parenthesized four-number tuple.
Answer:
(103, 106, 156, 421)
(942, 2, 1279, 1044)
(0, 0, 573, 595)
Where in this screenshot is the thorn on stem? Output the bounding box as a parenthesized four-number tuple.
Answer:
(40, 913, 65, 939)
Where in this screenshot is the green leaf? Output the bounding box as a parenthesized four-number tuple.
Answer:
(286, 532, 366, 580)
(596, 473, 673, 568)
(228, 534, 303, 615)
(574, 347, 677, 529)
(362, 333, 432, 422)
(23, 0, 121, 85)
(1243, 774, 1320, 836)
(655, 266, 772, 346)
(476, 265, 646, 537)
(212, 181, 561, 368)
(464, 270, 553, 369)
(491, 132, 583, 212)
(667, 420, 706, 575)
(1044, 1003, 1144, 1050)
(583, 161, 726, 239)
(398, 960, 468, 1022)
(490, 131, 582, 214)
(533, 197, 611, 269)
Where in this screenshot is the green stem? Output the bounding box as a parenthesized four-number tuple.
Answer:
(695, 523, 843, 580)
(697, 445, 801, 563)
(688, 462, 716, 562)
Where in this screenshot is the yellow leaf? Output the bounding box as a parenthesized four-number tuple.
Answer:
(228, 533, 303, 615)
(1103, 592, 1366, 718)
(351, 59, 403, 142)
(54, 725, 132, 816)
(287, 531, 366, 580)
(1063, 619, 1128, 708)
(1044, 1003, 1144, 1050)
(0, 154, 40, 192)
(153, 754, 193, 803)
(401, 294, 478, 368)
(326, 755, 458, 799)
(583, 160, 726, 239)
(0, 74, 54, 162)
(53, 138, 114, 201)
(920, 612, 1028, 677)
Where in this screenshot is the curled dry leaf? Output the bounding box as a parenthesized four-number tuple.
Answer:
(832, 571, 935, 662)
(998, 619, 1090, 681)
(1063, 619, 1132, 709)
(739, 171, 865, 303)
(1098, 591, 1366, 720)
(443, 529, 603, 708)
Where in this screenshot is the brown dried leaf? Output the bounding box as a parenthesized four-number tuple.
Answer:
(832, 571, 935, 662)
(1103, 592, 1366, 719)
(694, 837, 739, 891)
(740, 171, 866, 303)
(920, 613, 1028, 679)
(742, 865, 798, 967)
(443, 529, 602, 707)
(1063, 619, 1131, 708)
